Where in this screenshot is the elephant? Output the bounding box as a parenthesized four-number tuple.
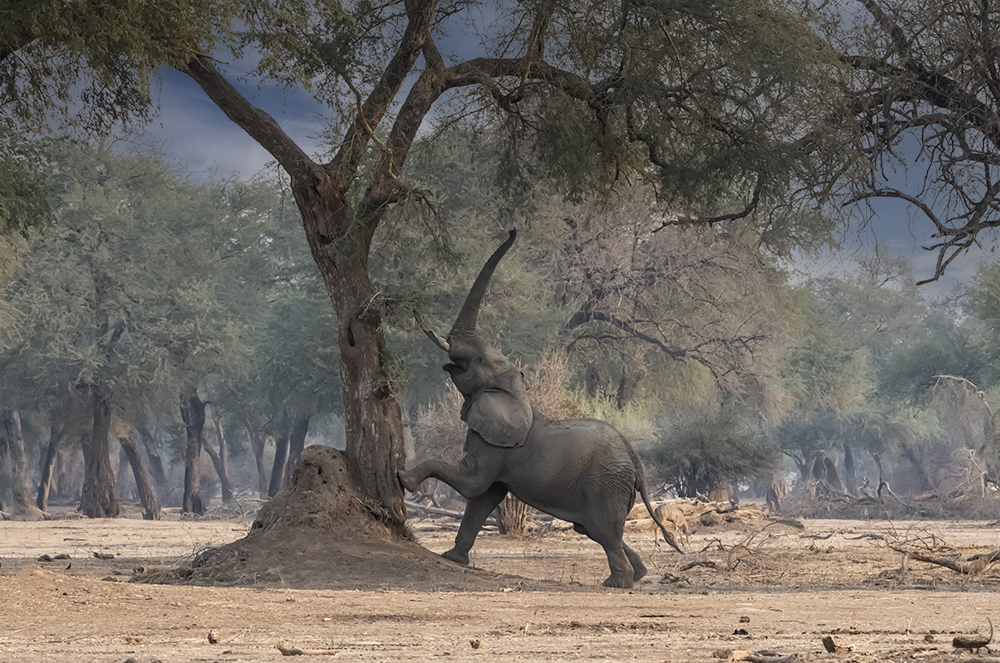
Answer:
(399, 229, 683, 589)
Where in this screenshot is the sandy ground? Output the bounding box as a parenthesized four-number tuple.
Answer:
(2, 513, 1000, 663)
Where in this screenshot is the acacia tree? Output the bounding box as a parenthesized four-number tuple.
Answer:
(822, 0, 1000, 283)
(3, 0, 844, 528)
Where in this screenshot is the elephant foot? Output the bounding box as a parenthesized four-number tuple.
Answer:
(603, 574, 634, 589)
(442, 548, 470, 566)
(397, 469, 421, 493)
(631, 560, 648, 582)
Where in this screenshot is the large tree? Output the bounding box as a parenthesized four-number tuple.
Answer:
(2, 0, 843, 528)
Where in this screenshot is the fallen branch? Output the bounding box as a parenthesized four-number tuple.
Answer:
(893, 547, 1000, 574)
(822, 635, 853, 653)
(729, 650, 798, 662)
(678, 560, 720, 572)
(405, 501, 497, 527)
(276, 642, 339, 656)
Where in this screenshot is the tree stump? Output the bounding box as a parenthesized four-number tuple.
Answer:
(496, 494, 531, 536)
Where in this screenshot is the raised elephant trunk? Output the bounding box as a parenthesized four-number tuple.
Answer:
(448, 229, 517, 341)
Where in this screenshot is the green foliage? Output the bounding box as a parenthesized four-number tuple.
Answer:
(647, 402, 781, 497)
(0, 0, 354, 132)
(0, 142, 253, 417)
(0, 128, 53, 239)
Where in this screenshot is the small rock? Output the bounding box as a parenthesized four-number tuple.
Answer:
(470, 639, 481, 649)
(208, 629, 220, 644)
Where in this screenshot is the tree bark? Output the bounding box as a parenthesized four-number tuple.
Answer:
(246, 422, 269, 499)
(204, 405, 234, 504)
(137, 426, 171, 505)
(179, 387, 206, 515)
(79, 391, 120, 518)
(843, 442, 856, 495)
(282, 415, 310, 490)
(36, 423, 64, 511)
(297, 208, 407, 526)
(1, 410, 44, 520)
(901, 444, 934, 492)
(118, 435, 161, 520)
(269, 427, 290, 498)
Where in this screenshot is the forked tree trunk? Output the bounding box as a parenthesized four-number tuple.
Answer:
(116, 445, 134, 499)
(268, 427, 290, 498)
(119, 435, 161, 520)
(36, 423, 64, 511)
(1, 410, 44, 520)
(179, 387, 206, 515)
(79, 391, 120, 518)
(204, 405, 234, 504)
(282, 415, 310, 490)
(137, 427, 170, 505)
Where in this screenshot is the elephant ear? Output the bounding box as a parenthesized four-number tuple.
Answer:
(464, 388, 533, 448)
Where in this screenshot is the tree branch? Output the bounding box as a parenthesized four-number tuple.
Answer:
(182, 55, 314, 176)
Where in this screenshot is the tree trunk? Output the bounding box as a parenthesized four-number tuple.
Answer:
(179, 387, 206, 515)
(116, 444, 134, 499)
(36, 423, 64, 511)
(282, 415, 310, 490)
(79, 391, 120, 518)
(268, 427, 290, 498)
(901, 444, 935, 492)
(246, 423, 268, 499)
(495, 494, 530, 536)
(204, 405, 234, 504)
(0, 410, 44, 520)
(297, 202, 406, 529)
(843, 442, 856, 495)
(137, 426, 171, 505)
(118, 435, 161, 520)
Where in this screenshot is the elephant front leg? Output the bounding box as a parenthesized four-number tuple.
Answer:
(398, 455, 496, 500)
(443, 483, 508, 566)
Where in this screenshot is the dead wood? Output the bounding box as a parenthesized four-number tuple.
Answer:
(678, 560, 720, 572)
(729, 650, 798, 662)
(276, 642, 338, 656)
(893, 547, 1000, 574)
(405, 501, 498, 527)
(954, 618, 993, 653)
(822, 635, 853, 654)
(767, 517, 804, 530)
(802, 533, 834, 540)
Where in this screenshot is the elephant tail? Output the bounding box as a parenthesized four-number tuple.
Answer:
(629, 443, 684, 555)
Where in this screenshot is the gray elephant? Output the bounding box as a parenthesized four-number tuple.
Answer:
(399, 230, 683, 589)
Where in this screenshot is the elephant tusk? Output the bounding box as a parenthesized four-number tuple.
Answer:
(424, 328, 450, 353)
(415, 314, 450, 352)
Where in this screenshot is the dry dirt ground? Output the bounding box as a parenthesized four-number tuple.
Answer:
(3, 511, 1000, 663)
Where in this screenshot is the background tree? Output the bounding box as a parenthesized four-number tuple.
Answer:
(0, 142, 254, 516)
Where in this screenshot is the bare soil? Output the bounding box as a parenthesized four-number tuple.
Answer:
(3, 450, 1000, 662)
(4, 511, 1000, 663)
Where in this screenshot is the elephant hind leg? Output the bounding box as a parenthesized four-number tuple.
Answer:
(624, 543, 647, 582)
(598, 541, 636, 589)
